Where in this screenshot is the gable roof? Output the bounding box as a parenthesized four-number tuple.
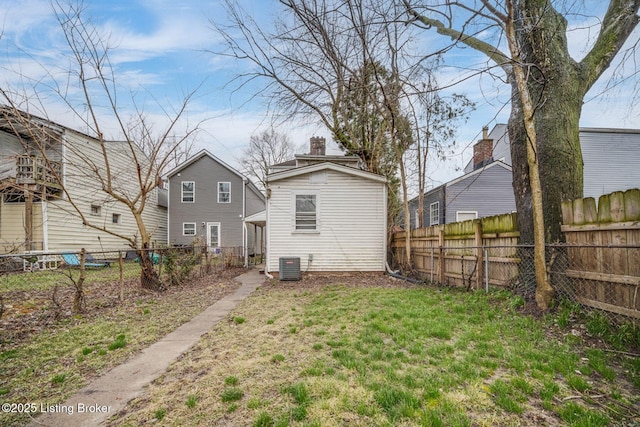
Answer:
(448, 160, 512, 187)
(165, 149, 242, 179)
(267, 161, 387, 184)
(165, 149, 265, 200)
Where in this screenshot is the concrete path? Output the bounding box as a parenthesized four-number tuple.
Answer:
(27, 268, 265, 427)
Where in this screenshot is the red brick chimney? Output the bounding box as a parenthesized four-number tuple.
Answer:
(473, 126, 493, 170)
(310, 136, 326, 156)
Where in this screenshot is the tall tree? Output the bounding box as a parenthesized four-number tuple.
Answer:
(213, 0, 467, 266)
(1, 1, 200, 290)
(404, 0, 640, 308)
(241, 128, 296, 191)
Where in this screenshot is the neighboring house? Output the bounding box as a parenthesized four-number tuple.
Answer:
(0, 108, 167, 253)
(258, 137, 387, 276)
(409, 123, 640, 227)
(165, 149, 265, 260)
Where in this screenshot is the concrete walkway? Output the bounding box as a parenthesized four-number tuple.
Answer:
(27, 268, 265, 427)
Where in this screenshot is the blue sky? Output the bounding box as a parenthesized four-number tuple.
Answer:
(1, 0, 638, 186)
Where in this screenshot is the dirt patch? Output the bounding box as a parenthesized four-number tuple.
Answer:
(0, 267, 246, 351)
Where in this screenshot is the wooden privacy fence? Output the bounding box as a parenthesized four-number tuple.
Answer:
(391, 213, 520, 290)
(560, 188, 640, 319)
(392, 188, 640, 321)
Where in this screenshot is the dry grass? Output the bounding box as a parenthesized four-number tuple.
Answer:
(0, 267, 244, 427)
(109, 275, 640, 427)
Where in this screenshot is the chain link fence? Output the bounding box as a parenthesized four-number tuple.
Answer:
(392, 242, 640, 327)
(0, 245, 247, 322)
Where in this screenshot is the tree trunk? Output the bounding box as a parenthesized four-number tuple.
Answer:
(510, 4, 585, 246)
(138, 243, 163, 291)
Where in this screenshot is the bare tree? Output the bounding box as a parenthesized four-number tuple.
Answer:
(409, 76, 474, 229)
(213, 0, 468, 267)
(241, 127, 296, 190)
(1, 1, 201, 290)
(404, 0, 640, 308)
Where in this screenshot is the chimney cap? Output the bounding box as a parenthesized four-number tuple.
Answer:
(482, 126, 489, 140)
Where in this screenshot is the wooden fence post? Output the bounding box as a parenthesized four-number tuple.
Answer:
(119, 251, 124, 302)
(475, 220, 484, 290)
(438, 228, 445, 284)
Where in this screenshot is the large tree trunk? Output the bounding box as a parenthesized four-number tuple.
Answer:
(509, 4, 585, 246)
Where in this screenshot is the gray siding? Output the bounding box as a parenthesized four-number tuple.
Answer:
(168, 154, 265, 248)
(581, 129, 640, 199)
(464, 125, 640, 200)
(409, 186, 445, 228)
(445, 164, 515, 224)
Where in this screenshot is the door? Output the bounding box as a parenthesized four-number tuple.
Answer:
(206, 222, 221, 253)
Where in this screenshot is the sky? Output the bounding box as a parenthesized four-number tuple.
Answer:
(1, 0, 639, 188)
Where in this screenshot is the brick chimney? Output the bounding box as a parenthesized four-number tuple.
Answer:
(473, 126, 493, 170)
(309, 136, 326, 156)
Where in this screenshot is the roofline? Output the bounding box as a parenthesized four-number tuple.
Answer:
(447, 160, 512, 187)
(165, 149, 243, 179)
(577, 126, 640, 134)
(267, 161, 387, 184)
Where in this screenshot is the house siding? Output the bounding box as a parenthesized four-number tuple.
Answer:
(581, 129, 640, 199)
(267, 168, 386, 273)
(168, 154, 265, 248)
(0, 201, 44, 252)
(0, 125, 167, 253)
(45, 131, 167, 251)
(407, 186, 445, 228)
(445, 164, 515, 224)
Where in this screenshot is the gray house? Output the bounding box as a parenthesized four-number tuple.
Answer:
(409, 124, 640, 228)
(165, 150, 265, 257)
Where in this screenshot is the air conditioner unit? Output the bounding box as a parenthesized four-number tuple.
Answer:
(279, 257, 301, 281)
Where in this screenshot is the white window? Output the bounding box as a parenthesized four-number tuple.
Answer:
(295, 194, 317, 231)
(456, 211, 478, 222)
(181, 181, 195, 203)
(218, 182, 231, 203)
(183, 223, 196, 236)
(112, 213, 121, 224)
(429, 202, 439, 226)
(90, 204, 101, 216)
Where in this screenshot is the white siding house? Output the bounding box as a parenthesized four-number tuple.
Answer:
(0, 109, 167, 253)
(265, 162, 387, 275)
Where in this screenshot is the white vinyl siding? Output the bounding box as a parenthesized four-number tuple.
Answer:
(43, 130, 167, 251)
(267, 168, 385, 273)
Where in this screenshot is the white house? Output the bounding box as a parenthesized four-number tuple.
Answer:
(261, 137, 387, 277)
(0, 108, 167, 253)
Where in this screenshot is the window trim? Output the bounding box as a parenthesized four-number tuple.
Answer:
(217, 181, 231, 203)
(429, 202, 440, 226)
(181, 181, 195, 203)
(455, 211, 479, 222)
(112, 213, 121, 225)
(90, 204, 102, 216)
(293, 192, 319, 233)
(182, 222, 197, 236)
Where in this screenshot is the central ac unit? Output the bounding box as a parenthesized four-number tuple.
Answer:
(279, 257, 301, 281)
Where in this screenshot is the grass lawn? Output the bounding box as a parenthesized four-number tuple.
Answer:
(0, 267, 244, 427)
(108, 275, 640, 427)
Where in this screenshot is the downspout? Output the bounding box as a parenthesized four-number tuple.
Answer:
(242, 177, 247, 267)
(264, 182, 273, 279)
(166, 177, 171, 246)
(41, 198, 48, 251)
